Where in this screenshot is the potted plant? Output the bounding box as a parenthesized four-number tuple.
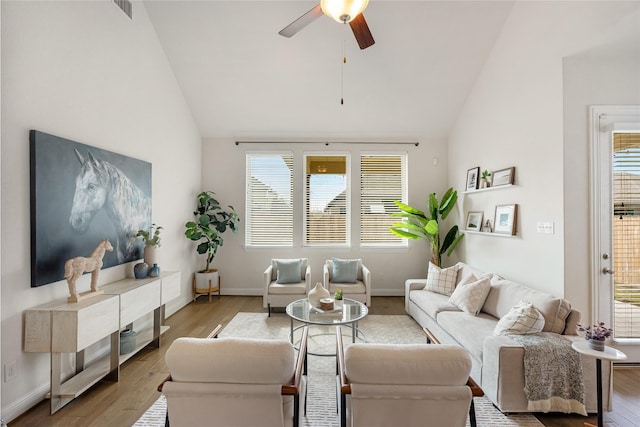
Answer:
(578, 321, 613, 351)
(480, 170, 491, 188)
(334, 288, 343, 308)
(389, 187, 464, 267)
(136, 223, 163, 267)
(185, 191, 240, 296)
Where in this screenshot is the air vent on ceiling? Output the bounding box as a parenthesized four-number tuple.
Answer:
(113, 0, 132, 20)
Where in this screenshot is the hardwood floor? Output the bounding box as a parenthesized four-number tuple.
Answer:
(9, 296, 639, 426)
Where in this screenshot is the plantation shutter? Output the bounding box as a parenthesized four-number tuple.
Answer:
(612, 132, 640, 339)
(304, 155, 350, 246)
(360, 154, 408, 246)
(245, 152, 293, 247)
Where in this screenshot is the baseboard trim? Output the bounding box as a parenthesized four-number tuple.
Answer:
(3, 382, 50, 423)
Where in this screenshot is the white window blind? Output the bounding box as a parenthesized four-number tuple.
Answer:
(304, 154, 350, 246)
(360, 154, 408, 246)
(245, 153, 293, 247)
(612, 132, 640, 340)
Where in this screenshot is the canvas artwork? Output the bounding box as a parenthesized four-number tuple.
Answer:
(30, 130, 152, 287)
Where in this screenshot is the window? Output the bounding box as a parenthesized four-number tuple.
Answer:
(304, 154, 350, 246)
(360, 153, 408, 246)
(245, 150, 408, 248)
(245, 153, 293, 247)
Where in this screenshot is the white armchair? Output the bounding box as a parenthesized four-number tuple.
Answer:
(323, 259, 371, 306)
(264, 258, 311, 316)
(336, 327, 473, 427)
(160, 325, 308, 427)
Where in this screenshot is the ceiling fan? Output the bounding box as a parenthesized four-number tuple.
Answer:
(279, 0, 375, 50)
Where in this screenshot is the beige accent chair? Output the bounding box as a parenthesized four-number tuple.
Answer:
(336, 327, 472, 427)
(160, 325, 308, 427)
(264, 258, 311, 316)
(323, 259, 371, 306)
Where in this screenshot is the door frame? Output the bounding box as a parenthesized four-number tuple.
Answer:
(589, 105, 640, 358)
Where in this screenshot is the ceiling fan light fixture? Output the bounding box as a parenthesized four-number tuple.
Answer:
(320, 0, 369, 23)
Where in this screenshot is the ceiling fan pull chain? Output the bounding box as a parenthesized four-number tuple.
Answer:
(341, 22, 347, 105)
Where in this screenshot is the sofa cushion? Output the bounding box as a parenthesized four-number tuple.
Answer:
(454, 262, 493, 285)
(166, 337, 295, 384)
(483, 277, 571, 334)
(409, 289, 460, 318)
(275, 259, 303, 284)
(345, 343, 471, 386)
(332, 258, 360, 283)
(493, 300, 545, 335)
(425, 262, 459, 295)
(448, 274, 491, 315)
(436, 311, 498, 362)
(272, 258, 308, 283)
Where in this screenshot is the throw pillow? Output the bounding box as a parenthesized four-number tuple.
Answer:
(448, 274, 491, 315)
(332, 258, 360, 283)
(275, 259, 302, 284)
(425, 262, 460, 296)
(493, 300, 545, 335)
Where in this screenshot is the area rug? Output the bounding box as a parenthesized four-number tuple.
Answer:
(135, 312, 543, 427)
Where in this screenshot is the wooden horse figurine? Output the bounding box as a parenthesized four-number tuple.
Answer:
(64, 239, 113, 303)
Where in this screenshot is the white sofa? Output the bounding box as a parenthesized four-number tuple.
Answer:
(405, 261, 611, 414)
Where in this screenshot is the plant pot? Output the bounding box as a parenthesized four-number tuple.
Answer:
(334, 299, 343, 309)
(194, 269, 219, 291)
(588, 339, 605, 351)
(143, 245, 157, 267)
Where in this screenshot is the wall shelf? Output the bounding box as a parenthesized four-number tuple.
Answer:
(465, 230, 517, 238)
(462, 184, 514, 194)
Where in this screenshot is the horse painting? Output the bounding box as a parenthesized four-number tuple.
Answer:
(69, 149, 151, 263)
(64, 239, 113, 301)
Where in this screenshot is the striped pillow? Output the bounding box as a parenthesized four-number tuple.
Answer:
(493, 300, 545, 335)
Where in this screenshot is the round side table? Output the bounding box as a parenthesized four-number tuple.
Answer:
(571, 340, 627, 427)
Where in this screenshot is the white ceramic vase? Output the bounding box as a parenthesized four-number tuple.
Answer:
(308, 282, 330, 308)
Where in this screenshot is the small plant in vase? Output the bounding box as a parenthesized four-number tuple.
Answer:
(136, 223, 163, 272)
(334, 288, 343, 308)
(578, 321, 613, 351)
(480, 170, 491, 188)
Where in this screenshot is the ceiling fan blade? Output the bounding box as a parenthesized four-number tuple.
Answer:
(349, 13, 375, 50)
(279, 4, 323, 38)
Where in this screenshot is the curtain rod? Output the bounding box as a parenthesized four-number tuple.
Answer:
(235, 141, 419, 146)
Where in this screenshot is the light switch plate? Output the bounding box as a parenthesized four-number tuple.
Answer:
(536, 221, 554, 234)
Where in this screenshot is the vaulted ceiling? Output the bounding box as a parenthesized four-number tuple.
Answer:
(144, 1, 514, 141)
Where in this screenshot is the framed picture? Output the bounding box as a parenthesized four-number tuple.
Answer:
(481, 219, 492, 233)
(30, 130, 152, 287)
(465, 211, 484, 231)
(466, 167, 480, 191)
(492, 167, 515, 187)
(494, 204, 518, 235)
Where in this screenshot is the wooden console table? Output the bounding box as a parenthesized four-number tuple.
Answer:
(24, 271, 180, 414)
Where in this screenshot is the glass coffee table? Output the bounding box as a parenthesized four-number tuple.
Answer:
(286, 298, 368, 356)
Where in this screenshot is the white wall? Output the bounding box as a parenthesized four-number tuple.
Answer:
(563, 7, 640, 322)
(1, 1, 201, 420)
(449, 1, 640, 309)
(201, 138, 450, 296)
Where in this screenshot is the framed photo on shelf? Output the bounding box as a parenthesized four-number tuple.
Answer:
(465, 212, 483, 231)
(494, 204, 518, 235)
(466, 167, 480, 191)
(481, 219, 492, 233)
(492, 167, 515, 187)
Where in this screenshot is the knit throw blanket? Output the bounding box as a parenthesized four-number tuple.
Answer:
(509, 332, 587, 415)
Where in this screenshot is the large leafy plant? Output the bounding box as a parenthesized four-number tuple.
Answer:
(185, 191, 240, 271)
(389, 187, 464, 266)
